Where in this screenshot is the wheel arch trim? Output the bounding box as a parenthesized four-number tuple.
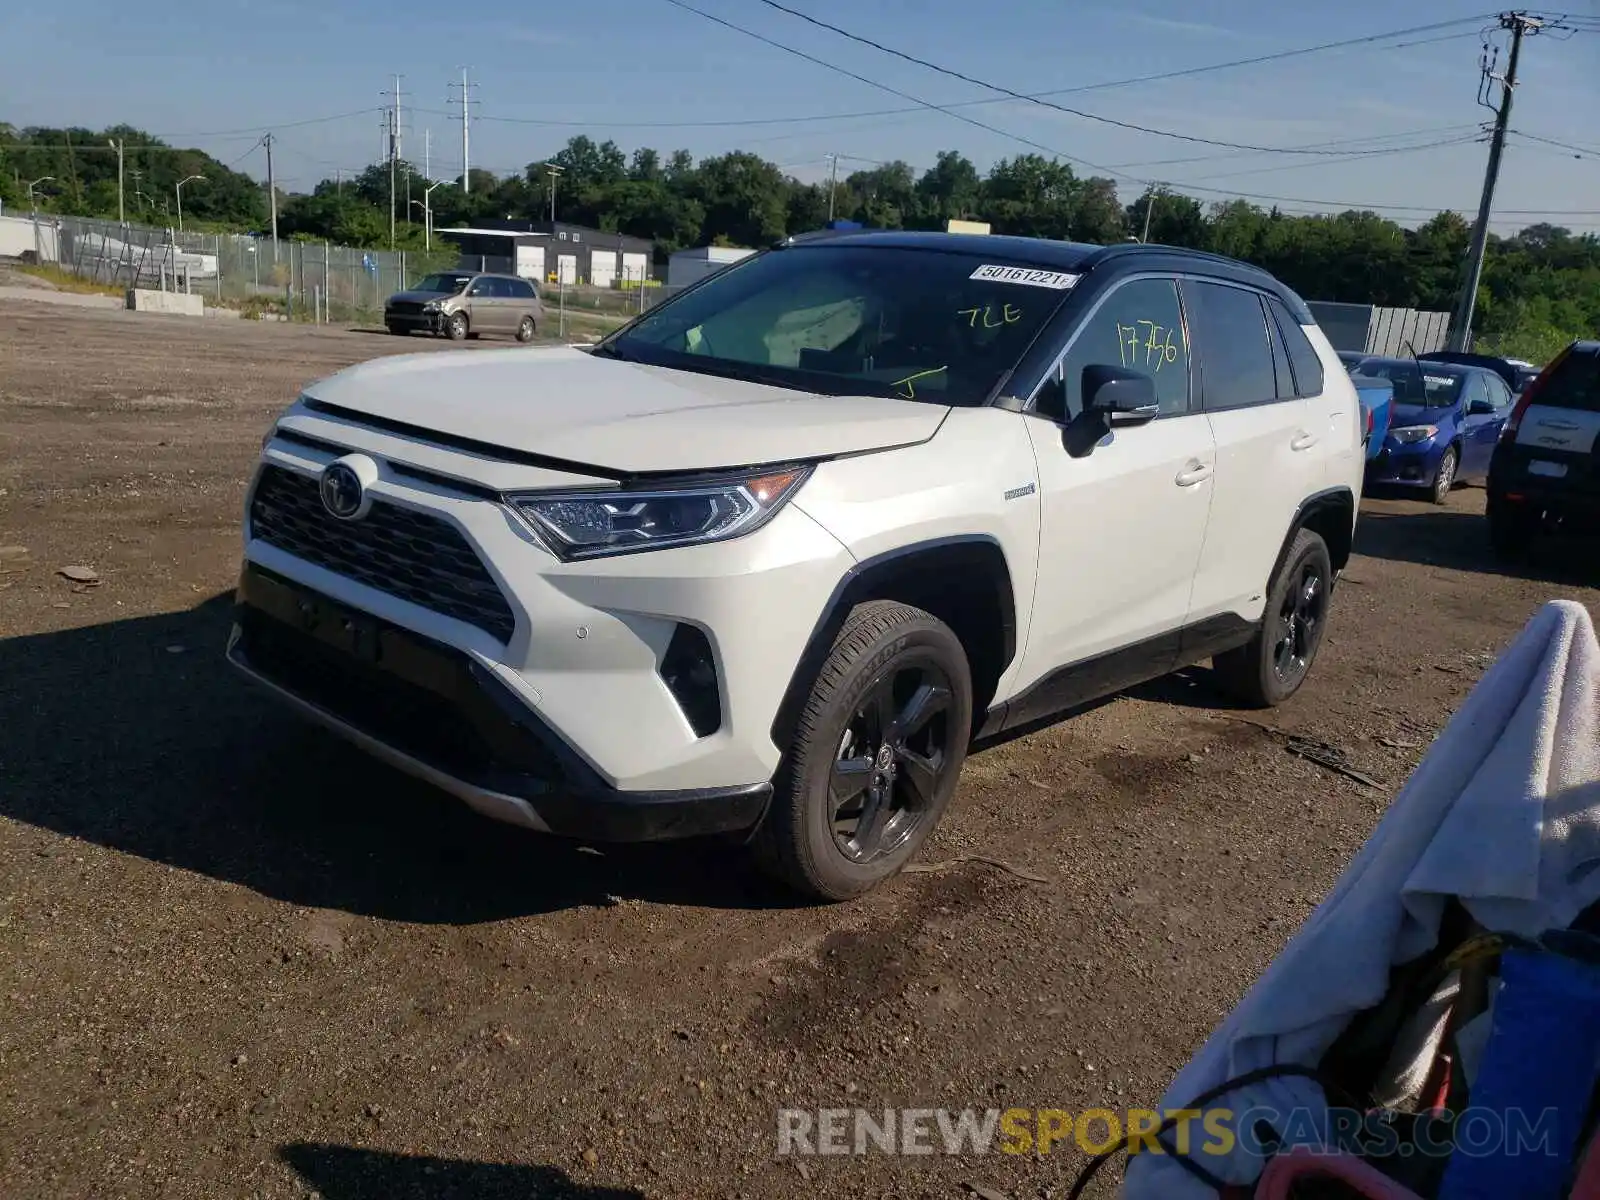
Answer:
(767, 535, 1017, 748)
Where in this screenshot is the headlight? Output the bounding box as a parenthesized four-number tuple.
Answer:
(422, 301, 441, 312)
(1390, 425, 1439, 445)
(509, 467, 810, 560)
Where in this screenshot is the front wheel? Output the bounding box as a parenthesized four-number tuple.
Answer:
(1430, 446, 1458, 505)
(1213, 528, 1333, 708)
(753, 600, 973, 902)
(445, 312, 469, 341)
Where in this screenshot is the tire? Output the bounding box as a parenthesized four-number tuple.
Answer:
(385, 324, 408, 336)
(1213, 528, 1333, 709)
(1487, 495, 1534, 563)
(1430, 445, 1458, 505)
(753, 600, 973, 902)
(445, 312, 469, 341)
(515, 315, 536, 343)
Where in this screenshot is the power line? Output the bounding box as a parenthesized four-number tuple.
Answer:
(1509, 129, 1600, 157)
(753, 0, 1497, 154)
(1167, 134, 1485, 182)
(1104, 123, 1485, 171)
(656, 0, 1126, 178)
(405, 24, 1483, 135)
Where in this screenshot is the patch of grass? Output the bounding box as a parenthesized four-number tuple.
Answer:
(14, 263, 125, 298)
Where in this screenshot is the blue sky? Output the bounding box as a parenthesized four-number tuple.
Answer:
(4, 0, 1598, 231)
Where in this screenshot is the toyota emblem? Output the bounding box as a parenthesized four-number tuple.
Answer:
(320, 462, 364, 520)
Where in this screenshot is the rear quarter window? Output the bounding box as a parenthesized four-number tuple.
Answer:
(1267, 297, 1326, 398)
(1536, 349, 1600, 412)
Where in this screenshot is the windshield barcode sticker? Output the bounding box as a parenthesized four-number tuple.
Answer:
(969, 264, 1080, 289)
(1425, 376, 1455, 387)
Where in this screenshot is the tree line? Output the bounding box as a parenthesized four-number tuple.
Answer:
(4, 124, 1596, 359)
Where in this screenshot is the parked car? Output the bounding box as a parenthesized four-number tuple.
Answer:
(1486, 340, 1600, 561)
(1347, 366, 1394, 462)
(1359, 357, 1517, 503)
(232, 232, 1363, 900)
(384, 271, 543, 342)
(1336, 349, 1369, 370)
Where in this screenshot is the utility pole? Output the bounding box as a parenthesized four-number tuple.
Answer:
(448, 67, 479, 193)
(384, 75, 406, 250)
(825, 153, 838, 222)
(1448, 11, 1542, 352)
(424, 128, 431, 182)
(262, 133, 278, 254)
(544, 162, 563, 225)
(1140, 185, 1163, 243)
(108, 138, 124, 222)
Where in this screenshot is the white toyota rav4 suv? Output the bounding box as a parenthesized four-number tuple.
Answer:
(231, 231, 1363, 900)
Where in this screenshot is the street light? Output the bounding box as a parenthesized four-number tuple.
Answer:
(422, 179, 452, 251)
(175, 174, 205, 233)
(26, 176, 54, 209)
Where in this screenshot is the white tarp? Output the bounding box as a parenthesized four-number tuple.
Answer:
(1126, 599, 1600, 1197)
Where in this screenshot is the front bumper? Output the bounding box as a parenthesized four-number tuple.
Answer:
(242, 422, 854, 795)
(384, 309, 442, 333)
(228, 565, 771, 840)
(1365, 443, 1441, 487)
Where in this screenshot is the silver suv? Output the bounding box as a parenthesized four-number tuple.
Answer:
(384, 271, 544, 342)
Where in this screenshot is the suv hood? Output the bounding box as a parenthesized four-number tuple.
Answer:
(302, 346, 949, 474)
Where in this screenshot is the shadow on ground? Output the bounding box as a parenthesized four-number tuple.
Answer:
(0, 593, 794, 923)
(1352, 501, 1600, 585)
(279, 1144, 646, 1200)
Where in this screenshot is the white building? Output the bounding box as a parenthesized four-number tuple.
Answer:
(667, 245, 756, 290)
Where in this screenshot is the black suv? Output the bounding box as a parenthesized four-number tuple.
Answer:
(1486, 340, 1600, 561)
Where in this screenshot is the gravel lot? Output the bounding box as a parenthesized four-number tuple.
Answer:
(2, 300, 1597, 1200)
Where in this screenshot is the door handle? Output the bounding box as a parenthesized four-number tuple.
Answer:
(1290, 431, 1319, 452)
(1175, 461, 1213, 487)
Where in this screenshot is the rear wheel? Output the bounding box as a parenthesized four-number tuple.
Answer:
(515, 315, 536, 343)
(753, 601, 973, 902)
(1487, 494, 1534, 563)
(1213, 528, 1332, 708)
(445, 312, 469, 341)
(1430, 445, 1459, 505)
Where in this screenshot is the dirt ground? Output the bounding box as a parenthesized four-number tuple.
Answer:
(2, 301, 1596, 1200)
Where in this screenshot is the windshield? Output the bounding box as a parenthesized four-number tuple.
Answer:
(1356, 360, 1464, 407)
(602, 245, 1075, 405)
(413, 273, 473, 294)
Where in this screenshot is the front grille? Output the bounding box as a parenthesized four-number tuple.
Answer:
(248, 464, 517, 643)
(387, 300, 425, 315)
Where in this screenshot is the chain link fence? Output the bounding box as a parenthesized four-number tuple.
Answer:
(25, 214, 458, 323)
(15, 214, 687, 334)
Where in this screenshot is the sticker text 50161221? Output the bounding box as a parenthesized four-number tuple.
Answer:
(969, 264, 1080, 290)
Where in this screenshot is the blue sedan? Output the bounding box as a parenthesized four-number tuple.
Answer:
(1358, 358, 1517, 504)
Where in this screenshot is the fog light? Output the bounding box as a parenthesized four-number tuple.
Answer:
(660, 623, 721, 738)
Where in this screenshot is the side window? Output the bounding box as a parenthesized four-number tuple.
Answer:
(1463, 373, 1488, 410)
(517, 280, 538, 300)
(1049, 277, 1192, 419)
(1268, 297, 1326, 397)
(1487, 375, 1513, 410)
(465, 278, 487, 296)
(1185, 280, 1278, 411)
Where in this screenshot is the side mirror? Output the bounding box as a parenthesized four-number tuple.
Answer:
(1083, 364, 1159, 427)
(1467, 397, 1495, 416)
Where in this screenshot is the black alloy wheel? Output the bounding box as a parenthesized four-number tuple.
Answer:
(1272, 557, 1326, 688)
(829, 657, 955, 864)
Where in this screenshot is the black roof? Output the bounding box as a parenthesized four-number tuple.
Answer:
(778, 228, 1309, 320)
(1361, 356, 1476, 375)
